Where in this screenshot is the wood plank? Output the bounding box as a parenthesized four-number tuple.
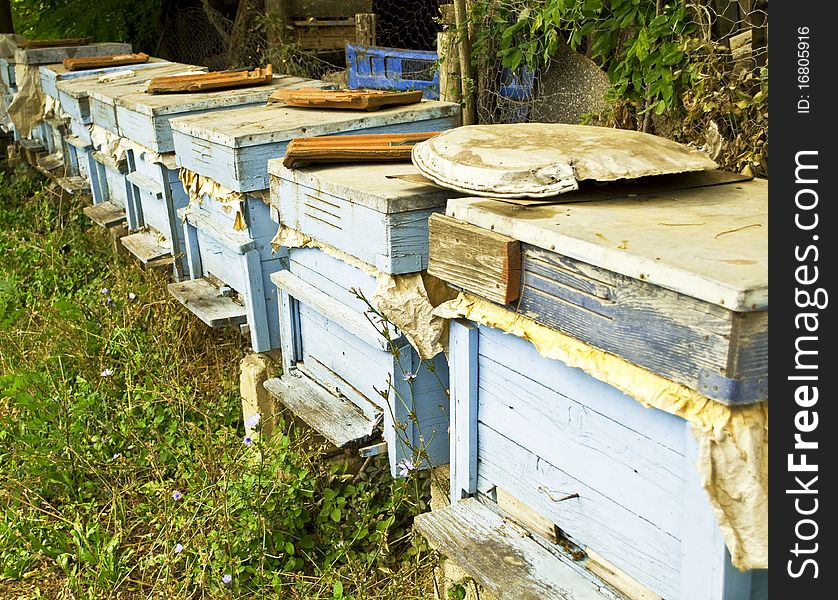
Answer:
(517, 246, 767, 404)
(289, 0, 372, 18)
(264, 374, 376, 447)
(179, 205, 258, 254)
(269, 88, 424, 111)
(428, 213, 521, 304)
(126, 171, 163, 198)
(146, 65, 273, 94)
(56, 175, 90, 195)
(36, 152, 64, 173)
(63, 52, 149, 71)
(585, 549, 662, 600)
(496, 487, 560, 544)
(15, 42, 132, 65)
(17, 37, 93, 49)
(449, 319, 478, 504)
(282, 131, 439, 168)
(83, 201, 126, 228)
(415, 499, 614, 600)
(168, 278, 248, 327)
(120, 230, 171, 263)
(446, 179, 768, 311)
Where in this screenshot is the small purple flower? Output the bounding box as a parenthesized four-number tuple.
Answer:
(174, 543, 183, 554)
(100, 287, 109, 295)
(221, 573, 232, 585)
(103, 296, 113, 306)
(243, 436, 253, 446)
(245, 413, 261, 428)
(397, 458, 415, 477)
(172, 490, 183, 501)
(112, 452, 121, 460)
(100, 368, 114, 377)
(402, 371, 416, 382)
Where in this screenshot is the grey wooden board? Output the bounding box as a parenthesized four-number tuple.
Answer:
(58, 63, 202, 102)
(38, 56, 167, 79)
(178, 205, 257, 254)
(111, 74, 325, 117)
(515, 245, 767, 404)
(169, 100, 460, 148)
(268, 161, 455, 214)
(64, 134, 91, 149)
(168, 278, 248, 327)
(15, 42, 132, 65)
(446, 179, 767, 311)
(126, 171, 163, 197)
(57, 175, 90, 195)
(415, 499, 614, 600)
(120, 230, 171, 263)
(264, 374, 377, 448)
(83, 201, 125, 228)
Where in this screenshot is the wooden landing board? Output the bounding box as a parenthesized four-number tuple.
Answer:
(83, 201, 126, 228)
(168, 278, 248, 327)
(282, 131, 438, 168)
(269, 88, 423, 111)
(415, 499, 613, 600)
(56, 175, 90, 195)
(428, 213, 521, 305)
(63, 52, 149, 71)
(264, 375, 377, 448)
(446, 179, 768, 312)
(120, 230, 171, 264)
(36, 152, 64, 173)
(146, 65, 273, 94)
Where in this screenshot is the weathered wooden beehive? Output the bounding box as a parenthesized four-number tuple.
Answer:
(166, 100, 460, 356)
(89, 71, 329, 278)
(265, 161, 461, 476)
(56, 62, 200, 231)
(415, 177, 768, 599)
(39, 58, 170, 193)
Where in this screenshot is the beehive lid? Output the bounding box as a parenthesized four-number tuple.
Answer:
(411, 123, 718, 198)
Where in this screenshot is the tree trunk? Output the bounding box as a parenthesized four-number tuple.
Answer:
(0, 0, 14, 34)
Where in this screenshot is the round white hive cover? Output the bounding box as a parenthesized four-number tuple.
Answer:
(411, 123, 718, 198)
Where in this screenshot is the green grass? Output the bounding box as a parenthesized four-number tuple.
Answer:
(0, 167, 437, 599)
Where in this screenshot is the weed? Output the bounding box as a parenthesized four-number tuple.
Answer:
(0, 170, 436, 599)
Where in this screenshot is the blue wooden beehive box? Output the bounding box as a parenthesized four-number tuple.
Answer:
(12, 42, 131, 152)
(39, 58, 171, 193)
(56, 63, 201, 230)
(91, 72, 330, 279)
(266, 161, 461, 477)
(167, 100, 460, 355)
(415, 179, 768, 599)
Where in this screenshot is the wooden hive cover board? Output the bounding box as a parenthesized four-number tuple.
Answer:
(111, 73, 327, 116)
(445, 178, 768, 312)
(170, 100, 461, 149)
(57, 62, 202, 101)
(268, 161, 453, 214)
(15, 42, 132, 65)
(412, 123, 718, 198)
(281, 131, 438, 168)
(145, 65, 273, 94)
(269, 88, 423, 110)
(42, 56, 167, 79)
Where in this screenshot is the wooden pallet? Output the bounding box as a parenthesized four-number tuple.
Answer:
(146, 65, 273, 94)
(63, 52, 149, 71)
(282, 131, 439, 167)
(269, 88, 423, 111)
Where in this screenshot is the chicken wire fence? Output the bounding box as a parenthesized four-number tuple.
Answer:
(154, 1, 767, 175)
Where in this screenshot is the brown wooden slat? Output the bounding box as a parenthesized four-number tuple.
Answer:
(268, 88, 424, 111)
(63, 52, 149, 71)
(282, 131, 439, 167)
(428, 213, 522, 305)
(145, 65, 273, 94)
(17, 37, 93, 49)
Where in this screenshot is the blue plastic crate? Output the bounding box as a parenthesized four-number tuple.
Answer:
(346, 43, 439, 100)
